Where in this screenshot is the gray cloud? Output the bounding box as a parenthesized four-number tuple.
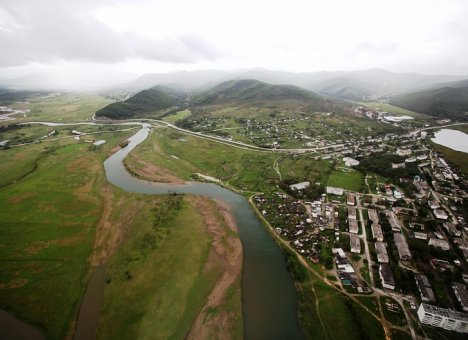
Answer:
(0, 0, 221, 66)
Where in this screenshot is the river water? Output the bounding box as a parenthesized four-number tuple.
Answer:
(102, 125, 304, 339)
(431, 128, 468, 153)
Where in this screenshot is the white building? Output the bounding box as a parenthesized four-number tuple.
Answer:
(396, 148, 412, 156)
(326, 186, 344, 196)
(417, 303, 468, 333)
(343, 157, 360, 167)
(434, 209, 449, 220)
(290, 181, 310, 191)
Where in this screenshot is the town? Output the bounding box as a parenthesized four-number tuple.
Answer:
(252, 122, 468, 337)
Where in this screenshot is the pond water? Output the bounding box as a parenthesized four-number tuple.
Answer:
(431, 129, 468, 153)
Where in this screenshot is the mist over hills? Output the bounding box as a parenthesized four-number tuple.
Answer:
(127, 68, 467, 101)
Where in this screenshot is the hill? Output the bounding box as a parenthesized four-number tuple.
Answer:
(95, 86, 186, 119)
(127, 68, 466, 101)
(389, 85, 468, 121)
(192, 79, 343, 112)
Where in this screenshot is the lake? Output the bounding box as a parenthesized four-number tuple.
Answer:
(431, 129, 468, 153)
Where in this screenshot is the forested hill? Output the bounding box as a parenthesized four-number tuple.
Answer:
(390, 83, 468, 121)
(95, 86, 186, 119)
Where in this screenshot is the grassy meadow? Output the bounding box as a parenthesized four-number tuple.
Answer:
(126, 127, 334, 193)
(282, 247, 386, 340)
(327, 169, 364, 192)
(98, 196, 243, 339)
(0, 129, 135, 339)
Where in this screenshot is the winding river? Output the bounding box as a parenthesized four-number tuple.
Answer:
(103, 124, 304, 339)
(3, 122, 304, 339)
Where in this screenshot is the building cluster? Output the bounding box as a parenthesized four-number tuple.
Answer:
(333, 248, 370, 293)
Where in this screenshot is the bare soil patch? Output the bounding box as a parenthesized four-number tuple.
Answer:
(187, 197, 243, 340)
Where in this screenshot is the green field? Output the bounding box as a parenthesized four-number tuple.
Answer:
(162, 109, 192, 124)
(0, 129, 135, 339)
(98, 196, 242, 339)
(282, 247, 385, 340)
(360, 101, 428, 119)
(1, 95, 244, 339)
(327, 169, 363, 192)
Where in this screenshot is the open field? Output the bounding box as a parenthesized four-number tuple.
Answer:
(3, 94, 112, 124)
(98, 196, 243, 340)
(327, 169, 363, 192)
(125, 127, 335, 194)
(380, 297, 407, 327)
(360, 101, 429, 120)
(282, 247, 386, 340)
(162, 109, 192, 124)
(0, 128, 136, 339)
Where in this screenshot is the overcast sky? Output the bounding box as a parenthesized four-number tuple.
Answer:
(1, 0, 467, 89)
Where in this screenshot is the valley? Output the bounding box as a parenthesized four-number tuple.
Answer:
(1, 71, 468, 340)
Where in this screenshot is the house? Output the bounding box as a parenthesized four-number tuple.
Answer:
(347, 193, 355, 206)
(434, 209, 449, 220)
(429, 238, 450, 251)
(414, 232, 428, 240)
(290, 181, 310, 191)
(415, 273, 435, 302)
(350, 235, 361, 254)
(379, 264, 395, 290)
(394, 233, 412, 260)
(452, 283, 468, 312)
(349, 219, 359, 234)
(392, 162, 406, 169)
(417, 303, 468, 333)
(371, 223, 384, 242)
(396, 148, 412, 156)
(375, 242, 389, 263)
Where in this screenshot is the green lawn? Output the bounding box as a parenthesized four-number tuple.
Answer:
(327, 169, 363, 192)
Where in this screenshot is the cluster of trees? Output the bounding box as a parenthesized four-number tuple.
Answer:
(356, 153, 420, 182)
(279, 179, 325, 200)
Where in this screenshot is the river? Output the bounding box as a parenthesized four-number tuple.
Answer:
(431, 128, 468, 153)
(102, 124, 304, 339)
(2, 122, 304, 339)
